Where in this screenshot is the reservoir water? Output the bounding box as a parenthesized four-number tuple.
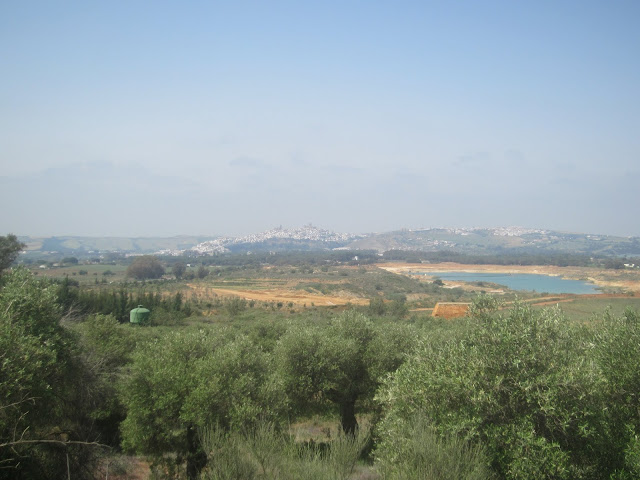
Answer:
(422, 272, 601, 294)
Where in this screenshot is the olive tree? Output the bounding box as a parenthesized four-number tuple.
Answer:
(0, 268, 100, 479)
(276, 311, 415, 435)
(126, 255, 165, 280)
(376, 301, 611, 479)
(172, 261, 187, 279)
(0, 234, 24, 274)
(120, 330, 285, 479)
(71, 314, 135, 446)
(594, 307, 640, 476)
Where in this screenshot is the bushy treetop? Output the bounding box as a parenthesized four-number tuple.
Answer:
(126, 255, 165, 280)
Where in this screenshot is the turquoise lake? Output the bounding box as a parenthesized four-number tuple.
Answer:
(421, 272, 601, 294)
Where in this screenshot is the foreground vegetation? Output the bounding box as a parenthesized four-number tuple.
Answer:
(3, 238, 640, 479)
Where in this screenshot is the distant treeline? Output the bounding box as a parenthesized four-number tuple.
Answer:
(382, 250, 639, 269)
(166, 249, 637, 270)
(198, 250, 381, 267)
(21, 246, 640, 271)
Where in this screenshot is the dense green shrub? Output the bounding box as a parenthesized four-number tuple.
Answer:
(376, 301, 612, 479)
(594, 307, 640, 477)
(0, 269, 104, 479)
(120, 329, 285, 478)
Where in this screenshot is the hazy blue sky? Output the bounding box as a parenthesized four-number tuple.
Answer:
(1, 1, 639, 237)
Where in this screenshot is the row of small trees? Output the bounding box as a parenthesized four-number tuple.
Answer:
(126, 255, 210, 280)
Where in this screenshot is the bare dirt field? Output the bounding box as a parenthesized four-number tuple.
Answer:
(377, 262, 640, 295)
(185, 283, 370, 307)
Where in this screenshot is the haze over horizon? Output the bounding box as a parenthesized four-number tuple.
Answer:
(8, 223, 640, 241)
(2, 2, 639, 238)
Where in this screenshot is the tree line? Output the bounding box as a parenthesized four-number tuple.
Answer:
(383, 249, 638, 269)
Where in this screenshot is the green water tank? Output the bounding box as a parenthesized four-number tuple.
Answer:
(130, 305, 150, 325)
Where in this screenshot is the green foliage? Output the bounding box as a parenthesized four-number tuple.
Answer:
(199, 421, 370, 480)
(467, 292, 504, 318)
(199, 426, 258, 480)
(9, 251, 640, 479)
(0, 270, 64, 433)
(75, 313, 134, 371)
(367, 322, 417, 384)
(126, 255, 165, 280)
(368, 295, 409, 318)
(381, 248, 622, 269)
(149, 306, 185, 326)
(275, 321, 333, 411)
(376, 301, 611, 479)
(0, 268, 101, 478)
(74, 287, 192, 323)
(0, 234, 24, 274)
(120, 330, 218, 453)
(388, 297, 409, 318)
(321, 426, 372, 480)
(183, 336, 286, 430)
(276, 311, 416, 434)
(119, 329, 285, 477)
(369, 297, 386, 316)
(593, 307, 640, 475)
(376, 413, 492, 480)
(172, 261, 187, 279)
(197, 265, 209, 278)
(71, 314, 135, 446)
(224, 296, 248, 316)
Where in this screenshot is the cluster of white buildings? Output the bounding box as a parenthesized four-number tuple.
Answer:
(409, 226, 549, 237)
(163, 225, 360, 256)
(489, 227, 549, 237)
(233, 225, 358, 244)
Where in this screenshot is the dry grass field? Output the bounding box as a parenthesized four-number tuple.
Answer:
(185, 282, 370, 307)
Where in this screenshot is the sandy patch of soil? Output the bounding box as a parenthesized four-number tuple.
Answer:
(186, 284, 369, 307)
(432, 302, 471, 319)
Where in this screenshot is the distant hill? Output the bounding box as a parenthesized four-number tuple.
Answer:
(18, 235, 217, 255)
(16, 226, 640, 258)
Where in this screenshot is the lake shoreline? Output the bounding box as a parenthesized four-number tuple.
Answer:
(377, 262, 640, 295)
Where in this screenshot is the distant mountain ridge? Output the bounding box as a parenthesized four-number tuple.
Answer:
(16, 226, 640, 258)
(19, 235, 217, 255)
